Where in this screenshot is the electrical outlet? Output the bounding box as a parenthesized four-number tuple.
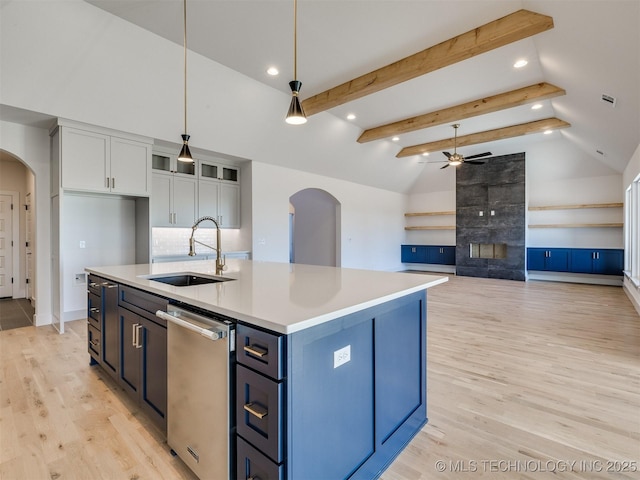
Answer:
(79, 240, 86, 248)
(74, 273, 87, 285)
(334, 345, 351, 368)
(479, 211, 484, 217)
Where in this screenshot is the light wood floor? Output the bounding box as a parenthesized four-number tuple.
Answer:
(1, 276, 638, 479)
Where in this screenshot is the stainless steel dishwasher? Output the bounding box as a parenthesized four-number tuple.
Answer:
(156, 305, 235, 480)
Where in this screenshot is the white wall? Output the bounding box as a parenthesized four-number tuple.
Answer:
(61, 194, 138, 320)
(0, 121, 51, 326)
(290, 189, 338, 267)
(251, 162, 406, 272)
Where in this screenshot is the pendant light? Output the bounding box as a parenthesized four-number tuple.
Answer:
(178, 0, 193, 162)
(285, 0, 307, 125)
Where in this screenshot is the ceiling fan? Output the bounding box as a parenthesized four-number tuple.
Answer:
(438, 124, 492, 169)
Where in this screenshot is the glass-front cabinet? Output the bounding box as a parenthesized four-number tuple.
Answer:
(150, 148, 240, 229)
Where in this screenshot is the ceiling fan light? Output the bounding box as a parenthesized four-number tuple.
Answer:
(178, 134, 193, 162)
(449, 159, 462, 166)
(286, 81, 307, 124)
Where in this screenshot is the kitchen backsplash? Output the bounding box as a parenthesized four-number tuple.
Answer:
(152, 227, 242, 257)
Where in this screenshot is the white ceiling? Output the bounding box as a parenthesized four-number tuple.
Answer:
(75, 1, 640, 180)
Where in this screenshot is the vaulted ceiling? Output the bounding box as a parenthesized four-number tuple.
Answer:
(86, 0, 639, 181)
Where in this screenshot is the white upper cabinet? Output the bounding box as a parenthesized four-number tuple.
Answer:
(198, 160, 240, 229)
(110, 137, 152, 195)
(59, 125, 151, 196)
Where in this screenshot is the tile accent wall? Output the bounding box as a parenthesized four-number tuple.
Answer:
(456, 153, 526, 281)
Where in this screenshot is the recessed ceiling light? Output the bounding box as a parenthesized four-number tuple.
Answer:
(392, 136, 400, 142)
(513, 59, 528, 68)
(531, 103, 543, 110)
(346, 113, 356, 120)
(543, 129, 553, 135)
(266, 66, 279, 76)
(422, 152, 429, 157)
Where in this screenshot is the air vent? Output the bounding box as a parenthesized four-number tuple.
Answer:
(601, 94, 617, 107)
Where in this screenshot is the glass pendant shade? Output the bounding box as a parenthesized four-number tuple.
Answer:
(286, 80, 307, 125)
(178, 134, 193, 162)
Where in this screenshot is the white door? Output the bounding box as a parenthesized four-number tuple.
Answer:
(0, 194, 13, 298)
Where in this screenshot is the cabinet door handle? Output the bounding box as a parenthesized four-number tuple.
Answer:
(106, 177, 110, 188)
(111, 177, 115, 189)
(243, 402, 268, 419)
(90, 307, 100, 313)
(132, 323, 143, 348)
(90, 339, 100, 347)
(135, 324, 143, 348)
(244, 344, 268, 358)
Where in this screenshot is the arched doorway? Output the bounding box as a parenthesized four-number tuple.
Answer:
(289, 188, 341, 267)
(0, 150, 36, 325)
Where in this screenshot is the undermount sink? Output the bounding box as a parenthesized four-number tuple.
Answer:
(143, 273, 233, 286)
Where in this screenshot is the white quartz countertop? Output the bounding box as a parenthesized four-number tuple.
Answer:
(86, 260, 448, 334)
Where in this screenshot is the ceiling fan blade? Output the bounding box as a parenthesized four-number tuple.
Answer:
(465, 159, 486, 165)
(440, 163, 450, 169)
(464, 151, 492, 160)
(443, 151, 452, 158)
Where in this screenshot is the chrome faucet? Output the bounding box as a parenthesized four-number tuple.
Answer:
(188, 216, 226, 275)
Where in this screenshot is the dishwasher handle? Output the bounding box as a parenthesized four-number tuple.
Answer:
(156, 309, 227, 341)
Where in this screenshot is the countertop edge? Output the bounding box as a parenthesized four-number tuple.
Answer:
(85, 264, 448, 335)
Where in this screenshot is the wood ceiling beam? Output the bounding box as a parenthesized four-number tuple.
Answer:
(396, 118, 571, 158)
(357, 83, 565, 143)
(301, 9, 554, 116)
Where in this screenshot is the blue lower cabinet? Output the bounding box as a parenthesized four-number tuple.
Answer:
(427, 246, 455, 265)
(528, 248, 623, 275)
(527, 248, 571, 272)
(401, 245, 455, 265)
(401, 245, 427, 263)
(570, 249, 623, 275)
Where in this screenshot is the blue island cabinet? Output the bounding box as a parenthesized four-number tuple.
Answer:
(236, 291, 427, 480)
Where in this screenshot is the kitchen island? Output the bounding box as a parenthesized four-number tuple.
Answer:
(85, 259, 447, 480)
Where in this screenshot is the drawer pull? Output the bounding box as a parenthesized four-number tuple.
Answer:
(244, 344, 267, 358)
(243, 402, 268, 419)
(90, 339, 100, 347)
(90, 307, 100, 313)
(89, 282, 99, 288)
(102, 282, 118, 289)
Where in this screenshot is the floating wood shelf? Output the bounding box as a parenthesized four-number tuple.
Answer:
(528, 203, 623, 211)
(528, 223, 623, 228)
(405, 226, 456, 230)
(405, 211, 456, 217)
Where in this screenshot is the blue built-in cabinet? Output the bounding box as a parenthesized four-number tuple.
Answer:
(401, 245, 456, 265)
(527, 248, 623, 275)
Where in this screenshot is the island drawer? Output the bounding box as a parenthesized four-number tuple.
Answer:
(236, 364, 284, 463)
(237, 324, 284, 380)
(87, 323, 101, 362)
(119, 285, 168, 321)
(237, 436, 284, 480)
(87, 291, 101, 330)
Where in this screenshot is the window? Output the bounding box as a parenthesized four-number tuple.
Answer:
(624, 175, 640, 286)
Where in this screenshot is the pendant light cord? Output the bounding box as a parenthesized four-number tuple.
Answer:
(183, 0, 188, 134)
(293, 0, 298, 80)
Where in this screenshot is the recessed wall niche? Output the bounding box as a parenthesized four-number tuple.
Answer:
(456, 153, 525, 281)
